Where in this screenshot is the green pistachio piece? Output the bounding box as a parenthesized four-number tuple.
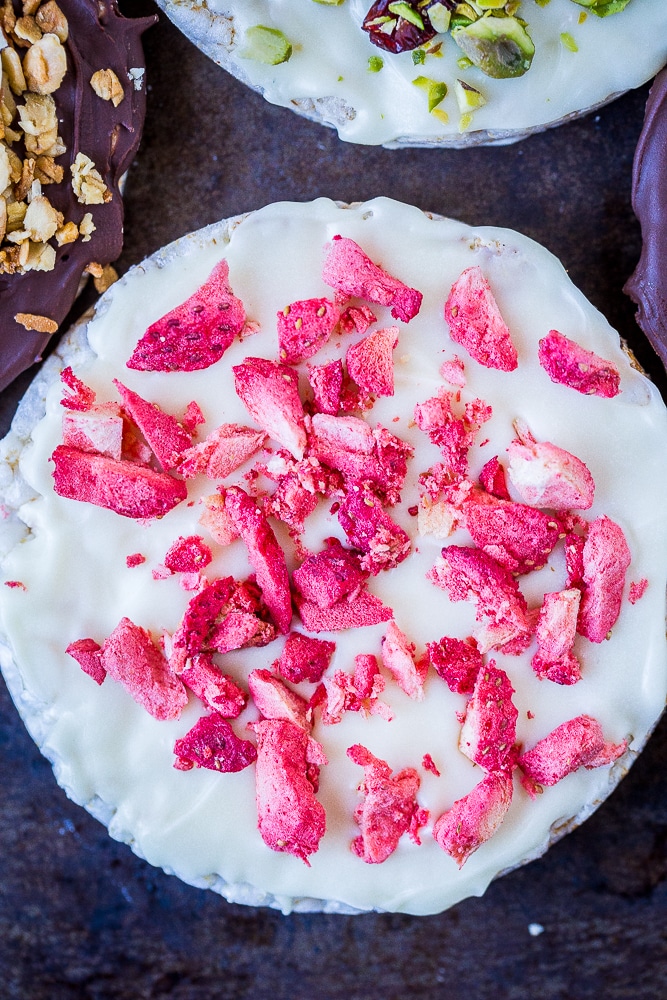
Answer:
(412, 75, 448, 111)
(570, 0, 631, 15)
(368, 55, 384, 71)
(388, 2, 425, 28)
(560, 31, 578, 50)
(239, 25, 293, 65)
(451, 14, 535, 78)
(476, 0, 507, 8)
(312, 0, 345, 5)
(427, 2, 452, 32)
(453, 78, 487, 112)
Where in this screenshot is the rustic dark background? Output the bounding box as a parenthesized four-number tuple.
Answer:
(2, 4, 667, 998)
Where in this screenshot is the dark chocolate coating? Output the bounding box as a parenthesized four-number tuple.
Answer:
(0, 0, 156, 391)
(625, 67, 667, 367)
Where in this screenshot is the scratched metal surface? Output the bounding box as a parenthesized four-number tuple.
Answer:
(1, 5, 667, 998)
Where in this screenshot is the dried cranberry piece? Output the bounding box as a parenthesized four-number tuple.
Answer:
(363, 0, 441, 54)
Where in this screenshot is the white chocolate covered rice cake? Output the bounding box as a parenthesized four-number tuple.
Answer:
(1, 198, 666, 915)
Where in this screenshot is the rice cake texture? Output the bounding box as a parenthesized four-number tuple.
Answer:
(1, 198, 666, 915)
(155, 0, 667, 147)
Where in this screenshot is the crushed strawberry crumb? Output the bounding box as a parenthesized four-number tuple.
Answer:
(538, 330, 621, 398)
(444, 266, 518, 372)
(322, 235, 422, 323)
(173, 715, 257, 772)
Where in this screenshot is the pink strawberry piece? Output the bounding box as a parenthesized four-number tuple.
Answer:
(180, 653, 247, 717)
(507, 427, 595, 510)
(346, 326, 399, 397)
(338, 486, 411, 575)
(320, 657, 391, 724)
(629, 578, 648, 604)
(264, 471, 319, 535)
(414, 390, 491, 478)
(578, 516, 631, 643)
(127, 259, 246, 372)
(531, 589, 581, 685)
(248, 669, 312, 731)
(372, 425, 413, 503)
(181, 400, 205, 434)
(347, 744, 423, 864)
(322, 235, 423, 322)
(293, 539, 367, 609)
(308, 359, 344, 415)
(66, 637, 106, 685)
(459, 662, 518, 772)
(199, 494, 240, 547)
(164, 535, 212, 574)
(307, 413, 412, 500)
(444, 266, 518, 372)
(426, 635, 483, 695)
(433, 771, 513, 868)
(295, 587, 393, 632)
(170, 576, 236, 666)
(101, 617, 188, 720)
(223, 486, 292, 634)
(381, 620, 427, 700)
(173, 714, 257, 772)
(62, 407, 124, 461)
(233, 357, 306, 459)
(252, 718, 326, 864)
(538, 330, 621, 398)
(479, 456, 511, 501)
(126, 553, 145, 568)
(339, 303, 376, 335)
(277, 296, 340, 363)
(178, 423, 267, 481)
(422, 753, 441, 777)
(519, 714, 627, 787)
(210, 610, 276, 655)
(439, 356, 466, 388)
(60, 367, 95, 411)
(428, 546, 532, 654)
(274, 632, 336, 684)
(354, 653, 382, 699)
(51, 445, 187, 519)
(565, 530, 586, 589)
(113, 381, 193, 471)
(461, 488, 563, 575)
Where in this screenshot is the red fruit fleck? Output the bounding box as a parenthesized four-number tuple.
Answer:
(101, 617, 188, 720)
(178, 423, 266, 480)
(180, 653, 247, 717)
(538, 330, 621, 398)
(433, 771, 513, 868)
(459, 662, 518, 773)
(346, 326, 399, 398)
(308, 359, 344, 415)
(274, 631, 336, 684)
(127, 260, 246, 372)
(164, 535, 212, 574)
(380, 620, 426, 700)
(426, 635, 482, 695)
(629, 579, 648, 604)
(479, 456, 511, 501)
(173, 714, 257, 772)
(277, 297, 340, 363)
(337, 485, 411, 575)
(233, 357, 307, 459)
(518, 715, 627, 787)
(414, 389, 491, 478)
(295, 587, 393, 633)
(293, 539, 368, 609)
(60, 367, 95, 411)
(113, 381, 193, 471)
(362, 0, 438, 53)
(66, 637, 106, 685)
(444, 266, 518, 372)
(577, 516, 631, 643)
(126, 552, 146, 568)
(322, 235, 422, 322)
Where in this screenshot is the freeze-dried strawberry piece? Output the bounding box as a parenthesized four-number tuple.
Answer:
(338, 486, 411, 575)
(428, 546, 532, 654)
(507, 424, 595, 511)
(252, 718, 326, 864)
(414, 390, 491, 478)
(538, 330, 621, 398)
(60, 367, 96, 411)
(346, 326, 398, 398)
(164, 535, 212, 574)
(308, 359, 344, 415)
(264, 471, 319, 535)
(293, 539, 368, 609)
(51, 446, 187, 519)
(277, 297, 340, 363)
(173, 714, 257, 772)
(578, 516, 631, 643)
(531, 589, 581, 685)
(248, 669, 312, 731)
(479, 456, 511, 501)
(177, 424, 266, 480)
(182, 400, 205, 435)
(629, 578, 648, 604)
(274, 632, 336, 684)
(347, 744, 423, 864)
(564, 531, 586, 589)
(339, 303, 376, 335)
(319, 655, 392, 725)
(126, 553, 145, 568)
(459, 662, 518, 772)
(233, 357, 306, 459)
(433, 771, 513, 868)
(170, 577, 236, 665)
(422, 753, 440, 777)
(180, 653, 247, 717)
(113, 381, 193, 471)
(372, 425, 413, 504)
(444, 266, 518, 372)
(199, 494, 240, 547)
(322, 235, 422, 323)
(210, 610, 276, 655)
(223, 485, 292, 634)
(462, 488, 563, 575)
(518, 715, 627, 788)
(127, 260, 246, 372)
(295, 588, 393, 632)
(381, 620, 426, 700)
(66, 637, 106, 685)
(440, 356, 466, 388)
(101, 617, 188, 720)
(62, 407, 124, 461)
(426, 635, 482, 695)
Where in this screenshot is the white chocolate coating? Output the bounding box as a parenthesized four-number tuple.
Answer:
(156, 0, 667, 146)
(1, 198, 667, 915)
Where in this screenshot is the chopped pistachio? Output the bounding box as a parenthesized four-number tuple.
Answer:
(312, 0, 345, 4)
(412, 48, 426, 64)
(560, 31, 578, 51)
(476, 0, 506, 8)
(388, 2, 425, 29)
(368, 55, 384, 71)
(412, 75, 447, 111)
(239, 25, 293, 65)
(427, 2, 451, 33)
(457, 55, 474, 68)
(570, 0, 631, 15)
(452, 15, 535, 78)
(459, 111, 474, 131)
(453, 78, 487, 113)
